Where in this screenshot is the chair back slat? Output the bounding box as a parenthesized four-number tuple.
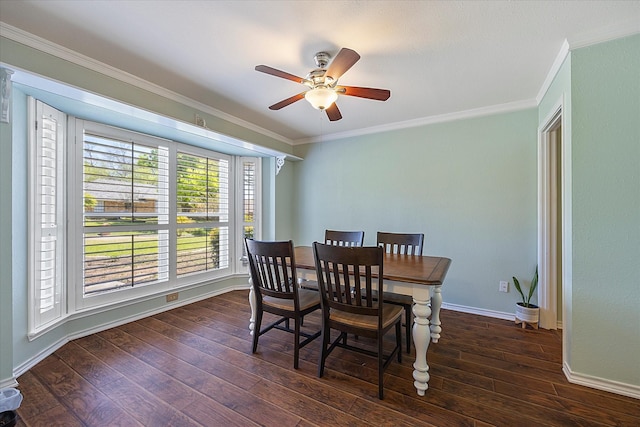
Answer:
(313, 242, 383, 318)
(377, 232, 424, 255)
(246, 239, 297, 301)
(325, 229, 365, 247)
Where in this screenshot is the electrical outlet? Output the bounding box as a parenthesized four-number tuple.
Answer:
(166, 292, 179, 302)
(499, 281, 509, 293)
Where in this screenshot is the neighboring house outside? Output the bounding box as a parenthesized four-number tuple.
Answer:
(84, 178, 158, 214)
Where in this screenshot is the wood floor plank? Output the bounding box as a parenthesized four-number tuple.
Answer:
(15, 290, 640, 427)
(54, 341, 125, 388)
(101, 326, 303, 427)
(180, 395, 260, 427)
(121, 319, 261, 390)
(13, 371, 60, 421)
(75, 334, 203, 412)
(440, 377, 606, 427)
(554, 383, 640, 418)
(492, 380, 640, 426)
(20, 404, 85, 427)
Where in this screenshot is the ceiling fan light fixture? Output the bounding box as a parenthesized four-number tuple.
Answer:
(304, 86, 338, 110)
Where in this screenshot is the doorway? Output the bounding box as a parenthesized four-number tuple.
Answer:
(538, 108, 563, 330)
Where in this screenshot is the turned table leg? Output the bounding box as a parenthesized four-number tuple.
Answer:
(412, 287, 432, 396)
(430, 285, 442, 343)
(248, 278, 256, 336)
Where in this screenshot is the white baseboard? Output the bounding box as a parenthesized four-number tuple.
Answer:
(563, 362, 640, 400)
(12, 283, 250, 382)
(0, 377, 19, 389)
(441, 302, 515, 321)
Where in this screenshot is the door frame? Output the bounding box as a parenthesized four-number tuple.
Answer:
(538, 101, 563, 330)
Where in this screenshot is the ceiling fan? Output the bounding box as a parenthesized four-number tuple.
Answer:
(255, 48, 390, 121)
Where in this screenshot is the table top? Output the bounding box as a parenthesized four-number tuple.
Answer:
(294, 246, 451, 286)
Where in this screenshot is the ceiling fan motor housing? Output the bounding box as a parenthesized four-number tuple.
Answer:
(314, 51, 331, 68)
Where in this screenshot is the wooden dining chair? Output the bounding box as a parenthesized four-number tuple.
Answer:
(324, 229, 364, 247)
(376, 232, 424, 354)
(313, 242, 402, 399)
(245, 238, 321, 369)
(300, 229, 364, 291)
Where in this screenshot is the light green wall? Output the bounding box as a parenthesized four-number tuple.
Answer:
(570, 34, 640, 386)
(292, 109, 539, 314)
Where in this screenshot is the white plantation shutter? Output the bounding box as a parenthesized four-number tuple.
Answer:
(236, 157, 260, 274)
(29, 99, 66, 330)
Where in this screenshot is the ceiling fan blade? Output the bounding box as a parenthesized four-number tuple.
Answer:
(325, 103, 342, 121)
(325, 48, 360, 80)
(255, 65, 306, 84)
(336, 86, 391, 101)
(269, 92, 306, 110)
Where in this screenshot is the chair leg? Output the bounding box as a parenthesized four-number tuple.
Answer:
(318, 326, 330, 378)
(252, 311, 263, 354)
(378, 332, 384, 400)
(405, 305, 412, 354)
(293, 317, 301, 369)
(396, 320, 403, 363)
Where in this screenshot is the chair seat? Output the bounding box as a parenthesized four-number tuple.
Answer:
(330, 304, 403, 331)
(264, 289, 320, 311)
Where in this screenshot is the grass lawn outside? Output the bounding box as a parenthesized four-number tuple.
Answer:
(85, 233, 212, 257)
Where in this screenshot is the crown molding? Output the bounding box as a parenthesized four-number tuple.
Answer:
(0, 22, 293, 146)
(536, 39, 571, 105)
(567, 17, 640, 50)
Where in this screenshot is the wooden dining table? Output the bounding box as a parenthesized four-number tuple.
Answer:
(248, 245, 452, 396)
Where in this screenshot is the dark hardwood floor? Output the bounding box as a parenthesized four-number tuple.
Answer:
(14, 290, 640, 426)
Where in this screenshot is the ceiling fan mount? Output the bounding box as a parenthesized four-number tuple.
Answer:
(305, 52, 337, 89)
(313, 51, 331, 69)
(255, 48, 390, 121)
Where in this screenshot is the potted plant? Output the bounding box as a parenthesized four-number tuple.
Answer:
(513, 266, 539, 329)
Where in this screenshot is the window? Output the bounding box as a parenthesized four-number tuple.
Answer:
(81, 123, 170, 295)
(29, 98, 262, 332)
(176, 150, 230, 276)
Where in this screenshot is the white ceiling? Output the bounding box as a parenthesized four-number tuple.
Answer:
(1, 1, 639, 144)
